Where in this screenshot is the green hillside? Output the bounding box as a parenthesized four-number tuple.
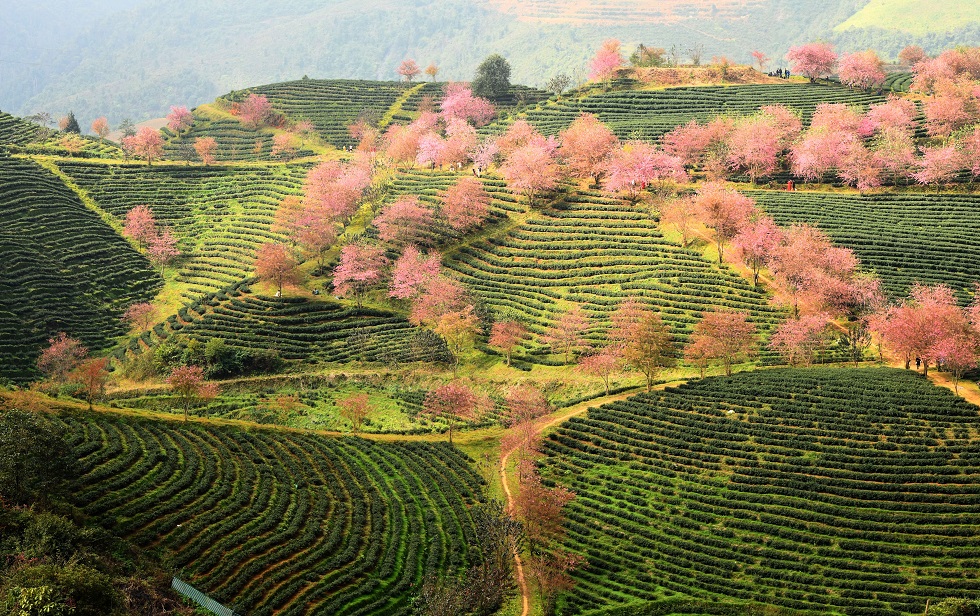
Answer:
(836, 0, 980, 35)
(498, 83, 888, 142)
(750, 191, 980, 305)
(62, 411, 485, 615)
(542, 368, 980, 615)
(57, 161, 308, 303)
(0, 154, 159, 381)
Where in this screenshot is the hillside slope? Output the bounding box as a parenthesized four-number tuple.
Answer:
(543, 368, 980, 615)
(0, 154, 160, 381)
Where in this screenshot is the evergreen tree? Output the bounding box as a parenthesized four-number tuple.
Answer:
(472, 54, 511, 99)
(63, 110, 81, 134)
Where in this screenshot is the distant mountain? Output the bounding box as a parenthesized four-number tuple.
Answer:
(1, 0, 977, 129)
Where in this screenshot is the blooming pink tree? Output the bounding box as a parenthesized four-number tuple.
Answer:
(147, 228, 180, 274)
(589, 39, 624, 82)
(899, 45, 927, 67)
(769, 313, 830, 366)
(441, 176, 491, 233)
(544, 305, 591, 363)
(423, 380, 489, 444)
(767, 224, 862, 317)
(500, 142, 560, 207)
(874, 284, 966, 376)
(837, 51, 886, 90)
(37, 332, 87, 383)
(167, 365, 218, 422)
(398, 59, 422, 82)
(685, 310, 757, 376)
(933, 330, 978, 393)
(559, 113, 619, 186)
(90, 117, 110, 139)
(409, 275, 469, 326)
(166, 105, 194, 134)
(733, 214, 784, 286)
(440, 83, 496, 126)
(911, 57, 955, 95)
(662, 117, 733, 178)
(659, 196, 697, 247)
(122, 302, 155, 332)
(489, 320, 529, 366)
(751, 50, 770, 72)
(389, 245, 441, 300)
(726, 114, 784, 183)
(913, 145, 965, 190)
(123, 204, 157, 248)
(194, 137, 217, 165)
(122, 127, 164, 165)
(374, 195, 436, 247)
(441, 118, 479, 166)
(254, 242, 300, 296)
(415, 131, 445, 168)
(604, 141, 687, 203)
(238, 94, 274, 128)
(333, 242, 388, 308)
(863, 98, 918, 136)
(271, 132, 299, 160)
(923, 80, 980, 140)
(496, 120, 539, 155)
(304, 159, 370, 221)
(691, 182, 757, 263)
(961, 126, 980, 181)
(577, 349, 620, 395)
(471, 138, 499, 174)
(786, 42, 837, 83)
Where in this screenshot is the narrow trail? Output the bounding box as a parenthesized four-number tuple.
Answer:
(498, 383, 684, 616)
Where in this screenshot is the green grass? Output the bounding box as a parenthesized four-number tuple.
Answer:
(835, 0, 980, 35)
(542, 367, 980, 615)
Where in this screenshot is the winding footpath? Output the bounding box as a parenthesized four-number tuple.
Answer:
(498, 384, 682, 616)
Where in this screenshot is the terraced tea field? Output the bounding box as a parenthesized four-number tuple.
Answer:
(438, 180, 781, 358)
(164, 286, 451, 365)
(543, 368, 980, 615)
(504, 83, 888, 141)
(750, 190, 980, 303)
(161, 115, 313, 163)
(57, 161, 308, 303)
(242, 79, 410, 148)
(63, 412, 485, 615)
(0, 154, 160, 381)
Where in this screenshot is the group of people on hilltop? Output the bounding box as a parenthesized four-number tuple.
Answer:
(768, 68, 792, 78)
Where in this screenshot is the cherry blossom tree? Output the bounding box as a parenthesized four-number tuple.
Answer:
(603, 141, 687, 204)
(923, 79, 980, 140)
(90, 117, 110, 139)
(441, 176, 491, 233)
(333, 243, 388, 308)
(337, 393, 371, 433)
(911, 57, 955, 96)
(254, 242, 300, 296)
(838, 51, 886, 90)
(662, 117, 733, 174)
(489, 320, 529, 366)
(122, 127, 164, 165)
(962, 126, 980, 181)
(786, 42, 837, 83)
(122, 302, 155, 332)
(691, 182, 756, 263)
(389, 245, 441, 300)
(423, 380, 489, 443)
(293, 211, 338, 267)
(434, 305, 481, 376)
(752, 50, 770, 72)
(559, 113, 619, 186)
(496, 119, 539, 155)
(577, 349, 620, 395)
(398, 59, 422, 82)
(147, 228, 180, 274)
(933, 330, 978, 393)
(440, 83, 496, 127)
(589, 39, 624, 82)
(733, 214, 783, 286)
(659, 196, 697, 247)
(194, 136, 217, 165)
(409, 275, 469, 327)
(768, 314, 830, 366)
(874, 284, 965, 376)
(684, 310, 757, 376)
(500, 142, 560, 207)
(913, 145, 965, 190)
(611, 304, 675, 392)
(415, 131, 445, 168)
(374, 195, 436, 247)
(441, 118, 479, 166)
(543, 305, 591, 363)
(271, 132, 299, 160)
(167, 365, 218, 422)
(37, 332, 87, 383)
(304, 159, 371, 221)
(70, 357, 111, 410)
(726, 114, 785, 183)
(872, 127, 917, 184)
(123, 204, 157, 248)
(767, 223, 861, 317)
(505, 384, 550, 456)
(425, 63, 439, 82)
(238, 94, 274, 128)
(899, 45, 927, 67)
(863, 98, 919, 136)
(166, 105, 193, 134)
(384, 123, 423, 165)
(471, 138, 499, 174)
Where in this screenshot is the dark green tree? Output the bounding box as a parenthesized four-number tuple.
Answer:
(472, 54, 511, 99)
(62, 111, 81, 134)
(118, 117, 136, 137)
(0, 409, 74, 504)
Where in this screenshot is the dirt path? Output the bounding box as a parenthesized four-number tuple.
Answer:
(498, 383, 684, 616)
